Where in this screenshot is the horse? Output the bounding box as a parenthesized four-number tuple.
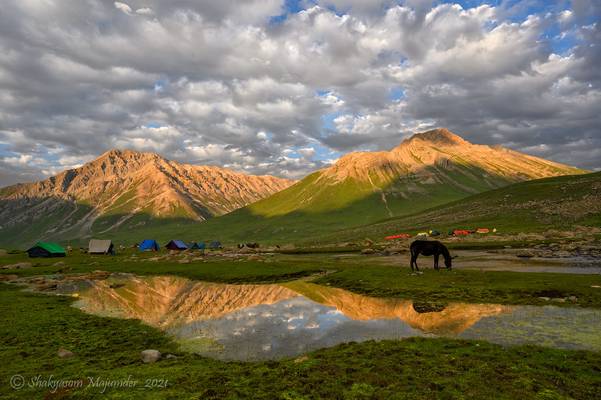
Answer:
(409, 240, 455, 271)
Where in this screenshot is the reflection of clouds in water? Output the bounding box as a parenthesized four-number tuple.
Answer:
(171, 297, 419, 360)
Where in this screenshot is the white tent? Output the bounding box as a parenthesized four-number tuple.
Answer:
(88, 239, 114, 254)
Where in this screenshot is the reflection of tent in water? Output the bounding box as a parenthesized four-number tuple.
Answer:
(166, 240, 188, 250)
(139, 240, 159, 251)
(27, 242, 66, 258)
(189, 242, 206, 250)
(209, 241, 222, 250)
(88, 239, 114, 255)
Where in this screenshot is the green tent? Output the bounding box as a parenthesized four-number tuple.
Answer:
(27, 242, 67, 258)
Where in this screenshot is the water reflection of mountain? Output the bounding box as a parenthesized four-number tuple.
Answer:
(284, 282, 512, 334)
(76, 275, 299, 327)
(76, 276, 511, 335)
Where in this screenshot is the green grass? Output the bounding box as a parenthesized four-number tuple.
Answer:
(0, 251, 324, 284)
(2, 283, 601, 399)
(313, 265, 601, 308)
(3, 250, 601, 308)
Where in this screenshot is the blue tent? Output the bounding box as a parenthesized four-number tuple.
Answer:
(166, 240, 188, 250)
(189, 242, 206, 250)
(209, 241, 222, 250)
(139, 239, 159, 251)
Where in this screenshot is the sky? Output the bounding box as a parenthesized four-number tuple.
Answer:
(0, 0, 600, 185)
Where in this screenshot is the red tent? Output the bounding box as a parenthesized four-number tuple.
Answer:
(453, 229, 471, 236)
(476, 228, 490, 234)
(385, 233, 412, 240)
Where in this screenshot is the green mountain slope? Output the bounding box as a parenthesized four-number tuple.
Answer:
(327, 171, 601, 243)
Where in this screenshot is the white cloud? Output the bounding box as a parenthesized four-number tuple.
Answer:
(114, 2, 132, 15)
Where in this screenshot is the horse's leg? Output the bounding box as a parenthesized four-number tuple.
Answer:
(434, 254, 439, 270)
(414, 254, 419, 272)
(410, 252, 416, 272)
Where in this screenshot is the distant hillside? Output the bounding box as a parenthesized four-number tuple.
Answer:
(0, 149, 293, 247)
(171, 129, 584, 244)
(327, 171, 601, 243)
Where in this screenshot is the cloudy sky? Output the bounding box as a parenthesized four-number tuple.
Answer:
(0, 0, 600, 185)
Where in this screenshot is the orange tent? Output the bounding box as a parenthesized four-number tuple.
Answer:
(385, 233, 412, 240)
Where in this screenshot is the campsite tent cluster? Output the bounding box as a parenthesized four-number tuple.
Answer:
(384, 228, 496, 241)
(26, 238, 223, 258)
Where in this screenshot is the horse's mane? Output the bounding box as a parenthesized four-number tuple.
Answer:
(440, 243, 452, 260)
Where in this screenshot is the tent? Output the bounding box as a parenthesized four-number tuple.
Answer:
(453, 229, 471, 236)
(429, 230, 441, 236)
(189, 242, 206, 250)
(88, 239, 114, 255)
(476, 228, 490, 234)
(385, 233, 411, 240)
(166, 240, 188, 250)
(27, 242, 66, 258)
(209, 241, 222, 250)
(139, 239, 159, 251)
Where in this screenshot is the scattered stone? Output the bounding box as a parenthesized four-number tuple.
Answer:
(551, 298, 566, 303)
(52, 261, 65, 267)
(294, 355, 309, 363)
(0, 274, 18, 282)
(165, 354, 178, 360)
(57, 348, 74, 358)
(538, 297, 551, 301)
(361, 248, 375, 255)
(568, 296, 578, 302)
(147, 257, 161, 262)
(516, 251, 534, 258)
(1, 262, 33, 270)
(592, 285, 601, 289)
(178, 259, 190, 264)
(141, 349, 161, 363)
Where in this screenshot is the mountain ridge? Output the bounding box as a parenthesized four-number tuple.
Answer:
(0, 149, 294, 246)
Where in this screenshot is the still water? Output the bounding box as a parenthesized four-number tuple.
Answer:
(68, 275, 601, 360)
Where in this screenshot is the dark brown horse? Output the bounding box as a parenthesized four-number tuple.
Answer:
(410, 240, 455, 271)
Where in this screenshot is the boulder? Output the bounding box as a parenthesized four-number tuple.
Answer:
(1, 262, 33, 270)
(141, 349, 161, 363)
(57, 348, 74, 358)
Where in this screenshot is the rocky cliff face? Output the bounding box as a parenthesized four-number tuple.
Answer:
(0, 149, 294, 242)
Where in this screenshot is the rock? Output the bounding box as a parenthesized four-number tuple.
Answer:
(141, 349, 161, 363)
(57, 348, 74, 358)
(538, 297, 551, 301)
(568, 296, 578, 302)
(178, 259, 190, 264)
(52, 261, 65, 267)
(551, 298, 566, 303)
(0, 274, 19, 282)
(165, 354, 178, 359)
(516, 251, 534, 258)
(1, 262, 32, 270)
(361, 248, 375, 255)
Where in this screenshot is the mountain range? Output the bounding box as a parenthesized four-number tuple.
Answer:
(0, 128, 586, 247)
(0, 149, 292, 247)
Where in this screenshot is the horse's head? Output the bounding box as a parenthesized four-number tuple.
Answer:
(445, 255, 458, 269)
